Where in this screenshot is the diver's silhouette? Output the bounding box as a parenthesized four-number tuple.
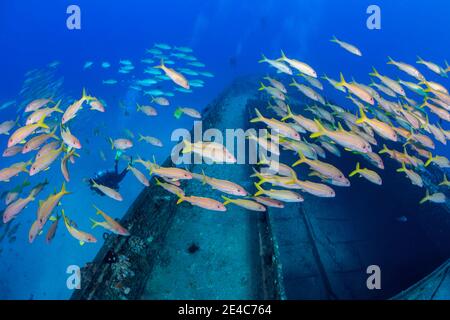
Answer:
(88, 152, 132, 195)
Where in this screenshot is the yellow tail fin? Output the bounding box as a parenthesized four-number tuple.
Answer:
(92, 205, 104, 216)
(424, 154, 434, 167)
(176, 192, 185, 205)
(336, 73, 346, 87)
(90, 218, 102, 229)
(378, 144, 390, 155)
(281, 105, 294, 121)
(257, 153, 269, 165)
(292, 152, 307, 167)
(250, 108, 265, 123)
(419, 190, 430, 204)
(154, 177, 162, 186)
(396, 162, 407, 173)
(289, 77, 299, 87)
(181, 139, 192, 154)
(81, 88, 95, 102)
(254, 183, 265, 197)
(52, 100, 63, 113)
(369, 67, 380, 78)
(387, 56, 395, 65)
(330, 35, 339, 43)
(310, 119, 327, 139)
(258, 54, 267, 64)
(355, 107, 368, 125)
(439, 174, 449, 186)
(36, 115, 49, 130)
(201, 169, 208, 185)
(349, 162, 361, 177)
(60, 181, 70, 195)
(221, 196, 232, 206)
(109, 137, 115, 150)
(154, 59, 165, 69)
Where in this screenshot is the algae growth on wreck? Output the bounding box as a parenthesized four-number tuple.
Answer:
(1, 0, 450, 301)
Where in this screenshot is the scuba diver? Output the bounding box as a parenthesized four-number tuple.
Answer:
(88, 150, 132, 196)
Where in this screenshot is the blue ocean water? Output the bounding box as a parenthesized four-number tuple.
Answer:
(0, 0, 449, 299)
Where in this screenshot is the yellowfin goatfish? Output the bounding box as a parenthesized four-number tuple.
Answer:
(8, 116, 49, 148)
(128, 165, 150, 187)
(370, 67, 405, 96)
(424, 154, 450, 168)
(109, 138, 133, 150)
(90, 205, 130, 236)
(281, 106, 319, 133)
(22, 127, 58, 154)
(254, 183, 304, 202)
(174, 107, 201, 119)
(416, 56, 447, 77)
(250, 108, 300, 141)
(396, 162, 423, 187)
(195, 170, 248, 196)
(252, 196, 285, 208)
(258, 82, 285, 101)
(137, 104, 157, 116)
(37, 182, 70, 227)
(419, 190, 446, 205)
(336, 73, 374, 105)
(293, 152, 348, 184)
(290, 79, 325, 105)
(138, 134, 163, 147)
(3, 192, 35, 223)
(29, 144, 64, 176)
(222, 196, 266, 211)
(154, 177, 185, 196)
(310, 120, 372, 153)
(387, 56, 424, 81)
(258, 54, 293, 75)
(277, 50, 316, 78)
(26, 100, 63, 125)
(176, 194, 226, 212)
(356, 107, 397, 141)
(61, 126, 82, 149)
(25, 98, 52, 113)
(349, 162, 382, 185)
(181, 139, 237, 163)
(91, 179, 123, 201)
(263, 76, 287, 93)
(62, 210, 97, 245)
(0, 161, 30, 182)
(62, 89, 94, 124)
(330, 36, 362, 56)
(154, 60, 189, 89)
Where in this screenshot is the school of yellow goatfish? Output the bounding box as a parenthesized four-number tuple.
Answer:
(1, 37, 449, 247)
